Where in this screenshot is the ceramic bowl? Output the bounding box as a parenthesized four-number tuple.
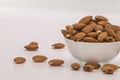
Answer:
(64, 38, 120, 62)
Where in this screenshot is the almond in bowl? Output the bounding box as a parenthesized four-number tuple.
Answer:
(61, 15, 120, 62)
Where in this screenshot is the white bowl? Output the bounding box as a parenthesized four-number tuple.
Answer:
(64, 38, 120, 62)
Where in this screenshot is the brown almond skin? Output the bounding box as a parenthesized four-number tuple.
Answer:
(48, 59, 64, 66)
(29, 41, 38, 45)
(116, 31, 120, 35)
(85, 62, 101, 69)
(105, 36, 115, 42)
(87, 32, 98, 38)
(83, 37, 97, 42)
(112, 25, 120, 31)
(65, 34, 73, 39)
(78, 16, 92, 24)
(72, 23, 86, 30)
(105, 28, 116, 37)
(95, 25, 104, 32)
(95, 15, 108, 21)
(52, 43, 65, 49)
(89, 19, 98, 24)
(71, 29, 79, 35)
(65, 26, 79, 35)
(103, 64, 120, 70)
(102, 66, 114, 74)
(61, 29, 69, 37)
(66, 25, 73, 33)
(115, 34, 120, 41)
(98, 21, 110, 26)
(71, 63, 80, 70)
(98, 32, 108, 42)
(83, 64, 95, 72)
(14, 57, 26, 64)
(61, 30, 73, 39)
(105, 24, 120, 32)
(32, 55, 47, 62)
(73, 32, 86, 41)
(24, 45, 39, 51)
(82, 23, 96, 33)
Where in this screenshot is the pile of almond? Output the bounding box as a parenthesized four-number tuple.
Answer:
(61, 15, 120, 42)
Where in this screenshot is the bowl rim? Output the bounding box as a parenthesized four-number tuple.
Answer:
(64, 37, 120, 44)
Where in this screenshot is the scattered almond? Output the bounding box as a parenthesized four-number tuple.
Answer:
(102, 64, 120, 74)
(14, 57, 26, 64)
(32, 55, 47, 62)
(52, 43, 65, 49)
(24, 41, 39, 51)
(29, 41, 38, 45)
(71, 63, 80, 70)
(24, 45, 39, 51)
(83, 64, 95, 72)
(48, 59, 64, 66)
(85, 62, 101, 69)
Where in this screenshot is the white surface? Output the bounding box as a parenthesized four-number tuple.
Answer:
(1, 0, 120, 79)
(65, 38, 120, 62)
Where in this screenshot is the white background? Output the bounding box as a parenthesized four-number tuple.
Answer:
(0, 0, 120, 80)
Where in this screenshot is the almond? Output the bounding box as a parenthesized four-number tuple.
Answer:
(105, 28, 116, 37)
(82, 23, 96, 33)
(52, 43, 65, 49)
(95, 25, 104, 33)
(78, 16, 92, 24)
(24, 45, 39, 51)
(61, 29, 69, 37)
(106, 24, 120, 31)
(102, 66, 114, 74)
(105, 36, 115, 42)
(72, 29, 79, 35)
(65, 34, 73, 39)
(14, 57, 26, 64)
(103, 64, 120, 70)
(48, 59, 64, 66)
(98, 21, 110, 26)
(72, 23, 86, 30)
(66, 25, 73, 30)
(29, 41, 38, 45)
(87, 32, 98, 38)
(85, 62, 101, 69)
(95, 15, 108, 21)
(98, 32, 108, 42)
(89, 19, 98, 24)
(71, 63, 80, 70)
(115, 34, 120, 41)
(102, 64, 120, 74)
(32, 55, 47, 62)
(83, 37, 97, 42)
(83, 64, 95, 72)
(112, 25, 120, 31)
(73, 32, 86, 41)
